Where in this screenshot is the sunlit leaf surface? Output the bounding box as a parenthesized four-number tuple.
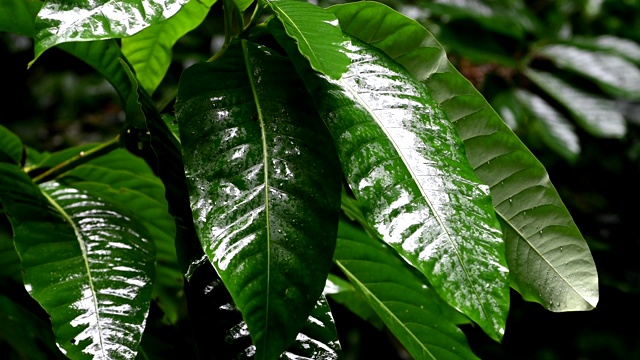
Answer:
(538, 44, 640, 100)
(335, 220, 477, 360)
(524, 68, 626, 139)
(571, 35, 640, 64)
(328, 1, 599, 312)
(514, 89, 580, 163)
(32, 0, 189, 64)
(273, 22, 509, 341)
(0, 165, 155, 360)
(264, 0, 349, 79)
(122, 0, 216, 94)
(175, 40, 341, 358)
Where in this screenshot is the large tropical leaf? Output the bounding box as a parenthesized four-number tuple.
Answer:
(335, 219, 477, 360)
(263, 0, 349, 80)
(0, 124, 23, 165)
(537, 44, 640, 100)
(272, 22, 509, 341)
(324, 274, 384, 330)
(175, 39, 342, 358)
(0, 164, 155, 360)
(514, 89, 580, 163)
(328, 1, 599, 312)
(524, 68, 626, 139)
(570, 35, 640, 65)
(122, 0, 217, 94)
(32, 0, 189, 65)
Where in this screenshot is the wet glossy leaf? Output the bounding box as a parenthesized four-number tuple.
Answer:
(0, 0, 42, 36)
(175, 40, 341, 358)
(514, 89, 580, 163)
(59, 149, 182, 324)
(328, 1, 599, 312)
(537, 44, 640, 100)
(122, 0, 217, 94)
(0, 124, 23, 165)
(335, 219, 477, 360)
(524, 68, 626, 139)
(32, 0, 189, 65)
(0, 164, 155, 360)
(264, 0, 349, 80)
(273, 23, 509, 341)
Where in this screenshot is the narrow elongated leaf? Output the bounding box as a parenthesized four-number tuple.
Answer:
(264, 0, 349, 80)
(537, 44, 640, 100)
(32, 0, 189, 65)
(0, 164, 155, 360)
(0, 0, 42, 36)
(514, 89, 580, 162)
(272, 23, 509, 341)
(122, 0, 217, 94)
(570, 35, 640, 65)
(328, 1, 599, 312)
(175, 40, 341, 358)
(0, 124, 23, 165)
(335, 219, 477, 360)
(524, 68, 626, 139)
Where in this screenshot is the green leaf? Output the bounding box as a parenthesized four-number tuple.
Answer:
(273, 23, 509, 341)
(324, 274, 384, 330)
(263, 0, 349, 80)
(514, 89, 580, 163)
(0, 0, 42, 36)
(175, 40, 342, 359)
(524, 68, 626, 139)
(537, 44, 640, 100)
(328, 1, 599, 312)
(59, 149, 183, 324)
(122, 0, 217, 94)
(32, 0, 189, 65)
(0, 164, 155, 360)
(0, 124, 23, 165)
(335, 219, 477, 360)
(570, 35, 640, 65)
(0, 215, 21, 283)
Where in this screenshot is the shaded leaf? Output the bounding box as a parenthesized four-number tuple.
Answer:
(175, 40, 341, 359)
(0, 124, 23, 165)
(537, 44, 640, 100)
(32, 0, 189, 65)
(0, 0, 42, 36)
(0, 214, 21, 283)
(264, 0, 349, 79)
(324, 274, 384, 330)
(524, 68, 626, 139)
(514, 89, 580, 162)
(329, 0, 598, 312)
(335, 219, 477, 360)
(122, 0, 217, 94)
(273, 22, 509, 341)
(0, 164, 155, 360)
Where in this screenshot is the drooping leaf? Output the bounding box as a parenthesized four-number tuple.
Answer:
(0, 164, 155, 360)
(324, 274, 384, 330)
(122, 0, 217, 94)
(0, 124, 23, 165)
(335, 219, 477, 360)
(272, 22, 509, 341)
(32, 0, 189, 65)
(537, 44, 640, 100)
(0, 0, 42, 36)
(329, 1, 599, 312)
(175, 39, 342, 358)
(263, 0, 349, 80)
(524, 68, 626, 139)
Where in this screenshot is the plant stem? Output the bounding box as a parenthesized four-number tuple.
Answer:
(32, 135, 121, 184)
